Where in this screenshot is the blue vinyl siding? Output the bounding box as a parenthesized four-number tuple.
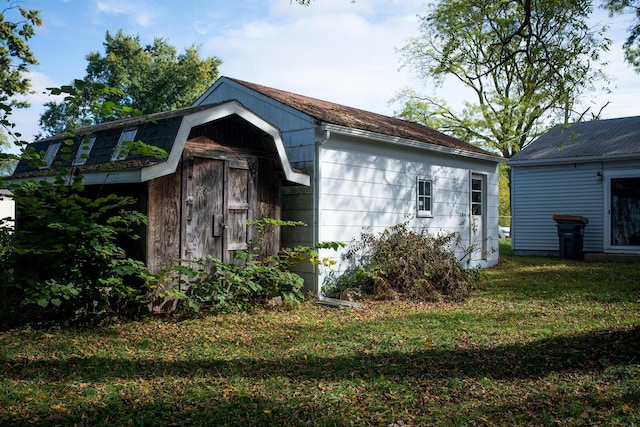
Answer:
(511, 162, 604, 254)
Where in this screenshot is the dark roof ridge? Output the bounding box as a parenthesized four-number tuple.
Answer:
(227, 77, 498, 158)
(38, 103, 224, 143)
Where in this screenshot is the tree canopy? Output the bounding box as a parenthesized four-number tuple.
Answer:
(604, 0, 640, 71)
(397, 0, 610, 159)
(0, 1, 41, 172)
(39, 30, 222, 137)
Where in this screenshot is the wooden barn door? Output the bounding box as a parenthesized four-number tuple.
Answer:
(183, 156, 251, 264)
(223, 159, 250, 261)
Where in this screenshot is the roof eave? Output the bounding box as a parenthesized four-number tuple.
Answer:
(324, 124, 504, 163)
(509, 152, 640, 166)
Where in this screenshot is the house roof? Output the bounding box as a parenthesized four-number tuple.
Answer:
(12, 104, 209, 178)
(510, 116, 640, 165)
(225, 77, 497, 158)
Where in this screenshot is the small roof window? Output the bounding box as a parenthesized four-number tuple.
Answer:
(39, 143, 61, 169)
(111, 128, 138, 161)
(72, 136, 96, 166)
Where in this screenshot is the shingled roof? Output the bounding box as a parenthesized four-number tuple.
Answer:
(511, 116, 640, 163)
(227, 78, 496, 157)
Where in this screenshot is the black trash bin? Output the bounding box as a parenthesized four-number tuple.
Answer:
(552, 214, 589, 260)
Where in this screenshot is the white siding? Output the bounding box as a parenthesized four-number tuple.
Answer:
(511, 162, 604, 255)
(0, 190, 14, 227)
(316, 135, 500, 285)
(199, 79, 502, 294)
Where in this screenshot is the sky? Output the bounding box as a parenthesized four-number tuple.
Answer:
(6, 0, 640, 144)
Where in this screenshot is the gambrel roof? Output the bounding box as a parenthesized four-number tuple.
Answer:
(199, 77, 498, 159)
(511, 116, 640, 165)
(11, 101, 310, 186)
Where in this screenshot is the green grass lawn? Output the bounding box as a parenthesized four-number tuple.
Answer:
(1, 240, 639, 426)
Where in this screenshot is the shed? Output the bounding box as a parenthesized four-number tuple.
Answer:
(510, 116, 640, 256)
(11, 76, 503, 297)
(11, 101, 309, 277)
(195, 77, 503, 292)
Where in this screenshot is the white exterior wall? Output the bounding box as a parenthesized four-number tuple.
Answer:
(512, 159, 640, 255)
(316, 134, 500, 291)
(0, 190, 14, 228)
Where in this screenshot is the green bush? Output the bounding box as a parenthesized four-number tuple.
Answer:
(0, 83, 165, 324)
(323, 222, 479, 302)
(3, 173, 153, 321)
(154, 219, 344, 314)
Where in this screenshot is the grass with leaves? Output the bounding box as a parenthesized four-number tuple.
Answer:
(1, 240, 639, 426)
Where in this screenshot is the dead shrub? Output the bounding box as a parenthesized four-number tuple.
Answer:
(325, 222, 478, 302)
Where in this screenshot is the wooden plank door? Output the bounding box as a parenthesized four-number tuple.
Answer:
(183, 156, 251, 263)
(223, 159, 250, 262)
(184, 157, 224, 261)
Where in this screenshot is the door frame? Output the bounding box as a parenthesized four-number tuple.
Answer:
(603, 169, 640, 253)
(470, 172, 488, 261)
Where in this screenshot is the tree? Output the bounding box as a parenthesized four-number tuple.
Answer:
(0, 130, 17, 175)
(397, 0, 611, 159)
(39, 30, 222, 136)
(2, 83, 166, 323)
(605, 0, 640, 71)
(0, 1, 41, 140)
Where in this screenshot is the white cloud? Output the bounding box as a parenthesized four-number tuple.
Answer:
(94, 0, 158, 27)
(8, 71, 64, 145)
(202, 0, 423, 116)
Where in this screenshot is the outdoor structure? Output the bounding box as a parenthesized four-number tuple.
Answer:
(195, 77, 502, 291)
(510, 116, 640, 256)
(11, 76, 503, 296)
(11, 101, 309, 276)
(0, 189, 14, 226)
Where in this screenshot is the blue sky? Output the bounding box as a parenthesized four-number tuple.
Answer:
(8, 0, 640, 142)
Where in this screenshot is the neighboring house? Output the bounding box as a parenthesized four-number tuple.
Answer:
(0, 189, 14, 226)
(10, 76, 502, 297)
(510, 116, 640, 256)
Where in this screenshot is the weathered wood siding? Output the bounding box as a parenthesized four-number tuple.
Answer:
(147, 170, 182, 273)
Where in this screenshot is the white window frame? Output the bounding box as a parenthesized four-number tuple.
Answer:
(471, 176, 483, 216)
(39, 143, 61, 169)
(111, 128, 138, 161)
(416, 177, 433, 218)
(72, 136, 96, 166)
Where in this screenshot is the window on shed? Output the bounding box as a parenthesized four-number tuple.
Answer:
(111, 128, 138, 161)
(39, 143, 61, 169)
(416, 177, 432, 217)
(72, 136, 96, 166)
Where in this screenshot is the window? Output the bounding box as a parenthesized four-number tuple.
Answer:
(39, 143, 61, 169)
(111, 128, 137, 161)
(416, 177, 432, 217)
(72, 136, 96, 166)
(471, 178, 482, 216)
